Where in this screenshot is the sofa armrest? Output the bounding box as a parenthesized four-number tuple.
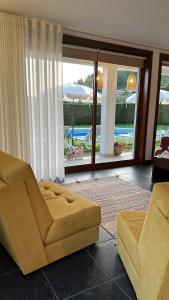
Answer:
(0, 181, 48, 274)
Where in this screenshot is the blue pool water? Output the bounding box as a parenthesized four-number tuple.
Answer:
(65, 127, 133, 138)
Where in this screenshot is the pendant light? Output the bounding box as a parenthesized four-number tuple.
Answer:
(96, 71, 103, 89)
(126, 73, 137, 91)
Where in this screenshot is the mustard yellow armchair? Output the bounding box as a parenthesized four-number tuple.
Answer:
(117, 182, 169, 300)
(0, 151, 101, 274)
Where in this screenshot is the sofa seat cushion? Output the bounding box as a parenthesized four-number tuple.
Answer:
(117, 210, 146, 274)
(39, 181, 101, 245)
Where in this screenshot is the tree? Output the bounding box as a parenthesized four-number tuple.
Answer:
(75, 70, 137, 105)
(76, 74, 94, 88)
(160, 75, 169, 91)
(76, 70, 137, 90)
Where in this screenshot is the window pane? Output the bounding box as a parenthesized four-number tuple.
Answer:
(63, 58, 94, 167)
(155, 65, 169, 157)
(95, 63, 140, 164)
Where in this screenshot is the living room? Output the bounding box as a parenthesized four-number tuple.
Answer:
(0, 1, 169, 300)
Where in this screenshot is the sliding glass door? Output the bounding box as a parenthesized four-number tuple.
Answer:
(62, 42, 151, 171)
(95, 63, 140, 164)
(63, 58, 94, 167)
(154, 62, 169, 156)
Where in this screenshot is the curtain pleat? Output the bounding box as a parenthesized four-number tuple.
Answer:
(25, 19, 64, 181)
(0, 13, 64, 181)
(0, 12, 30, 161)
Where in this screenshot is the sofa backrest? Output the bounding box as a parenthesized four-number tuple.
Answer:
(0, 151, 52, 241)
(138, 183, 169, 300)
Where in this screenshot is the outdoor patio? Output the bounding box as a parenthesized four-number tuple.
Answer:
(64, 152, 133, 167)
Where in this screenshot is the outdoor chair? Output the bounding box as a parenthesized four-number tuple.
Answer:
(117, 182, 169, 300)
(114, 128, 134, 145)
(64, 126, 70, 137)
(76, 125, 101, 150)
(64, 126, 70, 145)
(0, 151, 101, 274)
(156, 130, 166, 141)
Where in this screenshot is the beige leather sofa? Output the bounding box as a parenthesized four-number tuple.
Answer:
(117, 182, 169, 300)
(0, 151, 101, 274)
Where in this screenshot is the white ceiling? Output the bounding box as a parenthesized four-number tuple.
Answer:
(1, 0, 169, 49)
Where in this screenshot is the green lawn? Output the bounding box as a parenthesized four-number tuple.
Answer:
(73, 123, 134, 128)
(118, 123, 169, 131)
(156, 124, 169, 130)
(72, 123, 169, 130)
(116, 124, 168, 130)
(115, 123, 133, 128)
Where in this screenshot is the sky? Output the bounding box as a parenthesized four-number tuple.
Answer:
(62, 61, 139, 86)
(63, 62, 94, 85)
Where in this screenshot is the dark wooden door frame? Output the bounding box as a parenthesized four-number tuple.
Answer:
(63, 35, 153, 174)
(152, 53, 169, 158)
(91, 60, 98, 167)
(135, 55, 153, 163)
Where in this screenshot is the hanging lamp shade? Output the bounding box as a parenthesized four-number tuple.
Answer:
(96, 71, 103, 89)
(126, 73, 137, 91)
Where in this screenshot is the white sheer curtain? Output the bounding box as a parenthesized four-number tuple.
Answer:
(25, 19, 64, 181)
(0, 13, 65, 181)
(0, 12, 30, 161)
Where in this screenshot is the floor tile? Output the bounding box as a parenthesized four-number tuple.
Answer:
(93, 169, 118, 178)
(115, 167, 137, 175)
(132, 165, 152, 172)
(131, 177, 153, 191)
(63, 178, 77, 184)
(114, 273, 138, 300)
(129, 172, 152, 181)
(73, 173, 96, 182)
(0, 270, 56, 300)
(65, 165, 153, 185)
(124, 167, 152, 179)
(117, 165, 152, 177)
(0, 244, 18, 276)
(119, 174, 153, 191)
(44, 249, 109, 300)
(63, 175, 77, 184)
(68, 279, 130, 300)
(119, 173, 141, 182)
(96, 226, 114, 244)
(87, 240, 126, 278)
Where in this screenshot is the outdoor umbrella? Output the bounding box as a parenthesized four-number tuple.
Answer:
(63, 83, 102, 101)
(126, 89, 169, 104)
(63, 83, 102, 144)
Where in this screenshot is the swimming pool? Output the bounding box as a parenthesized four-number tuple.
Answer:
(65, 127, 134, 138)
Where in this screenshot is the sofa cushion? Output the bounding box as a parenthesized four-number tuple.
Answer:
(117, 210, 146, 274)
(39, 181, 101, 245)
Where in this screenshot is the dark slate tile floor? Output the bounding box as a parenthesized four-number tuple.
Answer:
(0, 165, 153, 300)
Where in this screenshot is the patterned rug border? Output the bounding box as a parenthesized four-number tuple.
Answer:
(63, 176, 151, 242)
(63, 174, 150, 192)
(63, 174, 119, 185)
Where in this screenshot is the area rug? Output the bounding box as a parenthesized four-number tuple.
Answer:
(64, 176, 151, 240)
